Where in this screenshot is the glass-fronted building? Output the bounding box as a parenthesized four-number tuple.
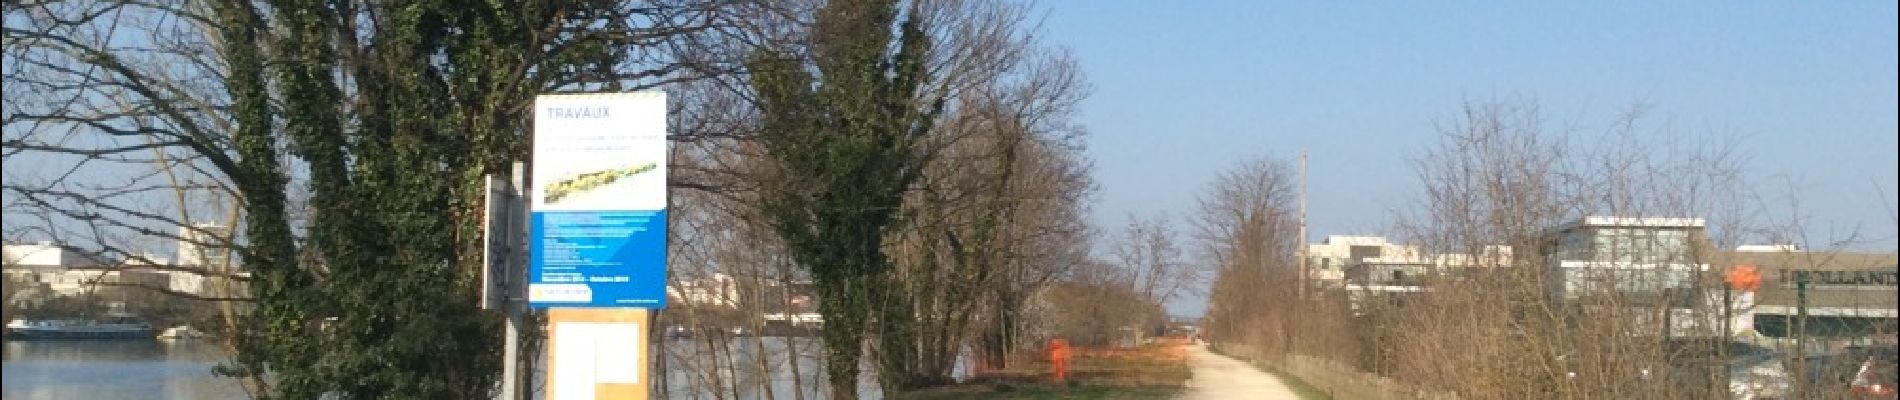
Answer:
(1545, 216, 1714, 337)
(1547, 217, 1706, 299)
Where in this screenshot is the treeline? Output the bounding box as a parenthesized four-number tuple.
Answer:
(1201, 100, 1894, 399)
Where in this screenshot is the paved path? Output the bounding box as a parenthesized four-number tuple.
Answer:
(1176, 344, 1303, 400)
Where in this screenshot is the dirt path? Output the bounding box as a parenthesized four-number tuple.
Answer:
(1175, 343, 1304, 400)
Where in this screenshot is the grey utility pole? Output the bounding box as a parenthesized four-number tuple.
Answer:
(484, 162, 531, 400)
(1298, 150, 1309, 299)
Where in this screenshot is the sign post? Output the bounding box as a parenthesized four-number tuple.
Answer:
(530, 92, 669, 400)
(482, 162, 531, 400)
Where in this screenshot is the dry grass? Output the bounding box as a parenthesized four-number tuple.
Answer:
(895, 340, 1193, 400)
(895, 385, 1181, 400)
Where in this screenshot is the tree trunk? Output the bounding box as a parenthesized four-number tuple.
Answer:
(980, 295, 1017, 369)
(820, 276, 866, 400)
(877, 278, 919, 393)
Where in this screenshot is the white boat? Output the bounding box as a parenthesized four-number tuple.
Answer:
(5, 313, 155, 340)
(157, 325, 207, 340)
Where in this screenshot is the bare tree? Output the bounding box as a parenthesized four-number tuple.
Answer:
(1186, 100, 1798, 400)
(1196, 157, 1302, 353)
(1112, 212, 1191, 306)
(1378, 100, 1753, 399)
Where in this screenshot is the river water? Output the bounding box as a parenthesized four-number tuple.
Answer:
(2, 337, 915, 400)
(2, 340, 249, 400)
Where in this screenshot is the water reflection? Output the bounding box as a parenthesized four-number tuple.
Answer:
(652, 336, 879, 400)
(646, 336, 972, 400)
(1, 340, 248, 400)
(3, 337, 943, 400)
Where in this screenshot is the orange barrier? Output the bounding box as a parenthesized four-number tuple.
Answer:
(1060, 336, 1192, 361)
(1048, 338, 1071, 382)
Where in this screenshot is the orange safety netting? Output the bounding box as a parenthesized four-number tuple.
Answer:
(1726, 264, 1762, 291)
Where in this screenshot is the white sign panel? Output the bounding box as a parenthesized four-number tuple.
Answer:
(528, 92, 669, 308)
(550, 322, 645, 400)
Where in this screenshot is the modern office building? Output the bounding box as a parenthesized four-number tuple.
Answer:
(1312, 235, 1520, 311)
(1343, 255, 1433, 312)
(1543, 216, 1715, 337)
(1307, 235, 1421, 289)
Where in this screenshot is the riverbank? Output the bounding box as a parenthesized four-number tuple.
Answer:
(895, 339, 1192, 400)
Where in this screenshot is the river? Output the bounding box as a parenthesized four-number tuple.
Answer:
(2, 337, 919, 400)
(2, 340, 249, 400)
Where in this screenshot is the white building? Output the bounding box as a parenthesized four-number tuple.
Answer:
(3, 242, 168, 298)
(1546, 217, 1706, 296)
(1343, 256, 1433, 312)
(176, 224, 234, 267)
(120, 253, 207, 295)
(1307, 235, 1421, 289)
(1434, 245, 1514, 269)
(667, 273, 741, 309)
(2, 242, 85, 268)
(163, 224, 251, 298)
(1545, 216, 1715, 337)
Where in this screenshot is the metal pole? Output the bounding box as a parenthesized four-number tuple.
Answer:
(502, 162, 529, 400)
(1793, 271, 1809, 399)
(1722, 285, 1732, 340)
(1288, 149, 1307, 359)
(502, 302, 523, 400)
(1298, 150, 1308, 299)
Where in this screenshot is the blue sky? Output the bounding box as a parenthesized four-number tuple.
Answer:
(1037, 1, 1900, 315)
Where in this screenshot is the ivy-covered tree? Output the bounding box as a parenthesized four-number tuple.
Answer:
(747, 0, 941, 397)
(4, 0, 732, 397)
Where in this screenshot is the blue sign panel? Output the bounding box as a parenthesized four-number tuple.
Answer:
(527, 92, 669, 309)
